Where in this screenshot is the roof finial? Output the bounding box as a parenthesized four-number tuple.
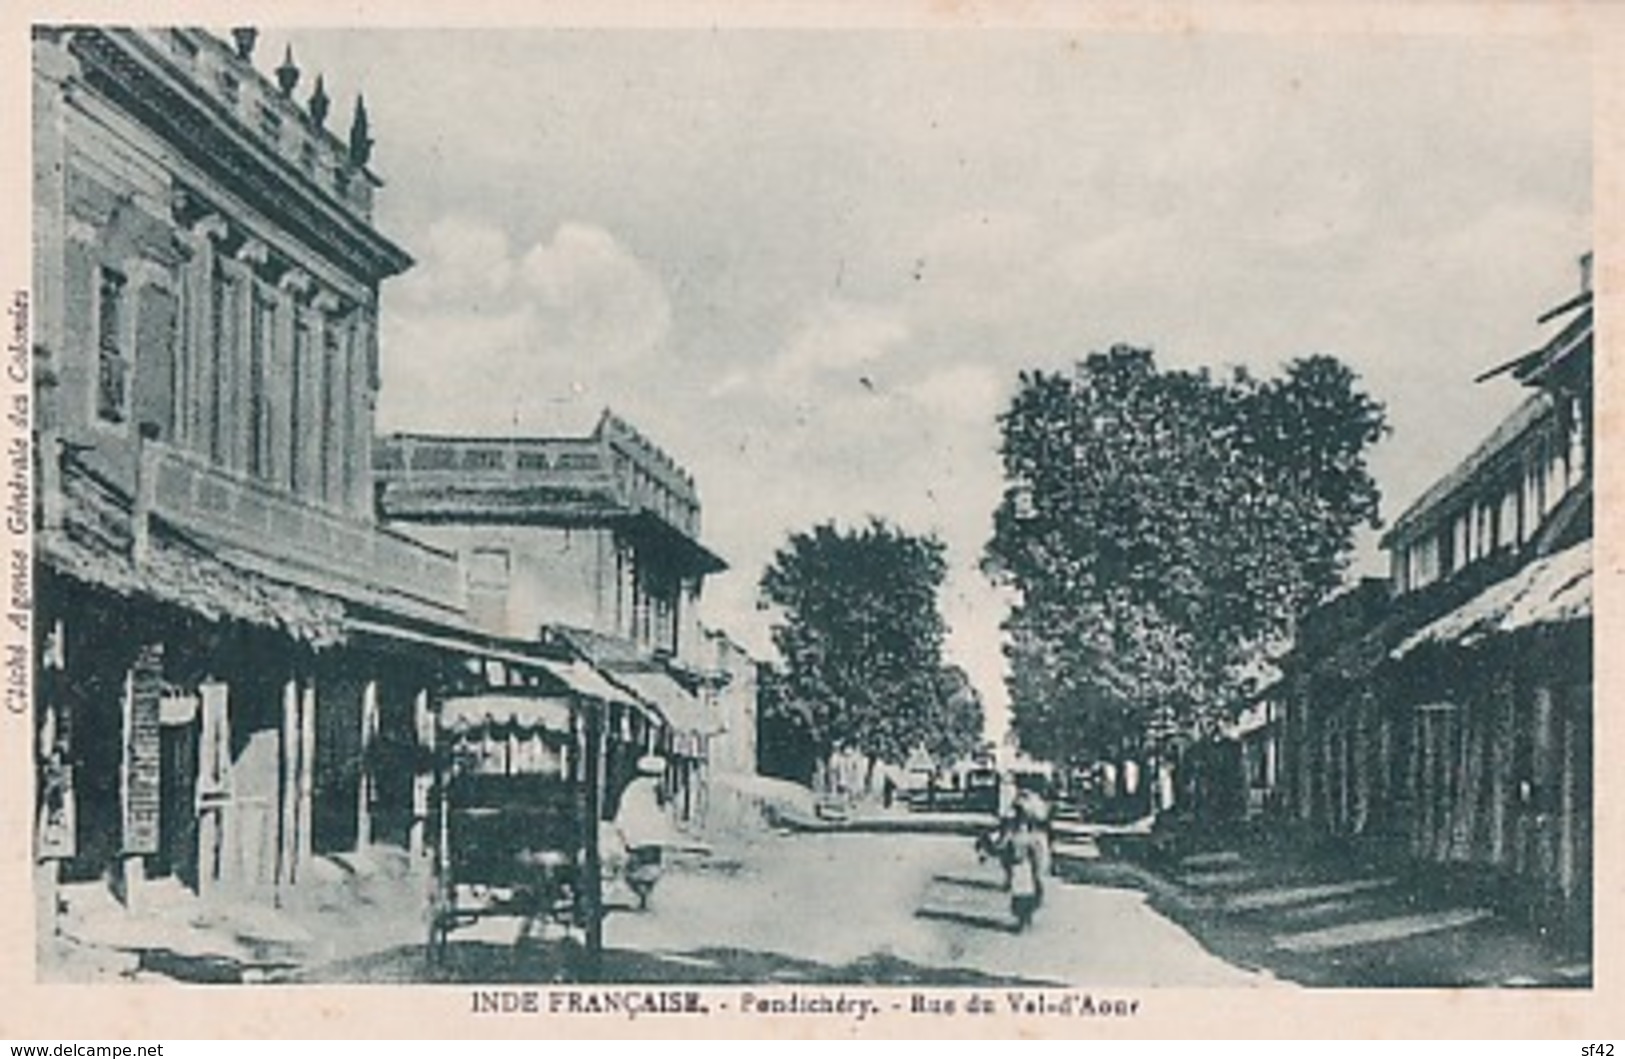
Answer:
(275, 44, 300, 97)
(348, 93, 374, 167)
(308, 74, 330, 127)
(231, 27, 258, 61)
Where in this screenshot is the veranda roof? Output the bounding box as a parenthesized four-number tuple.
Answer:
(1392, 540, 1592, 659)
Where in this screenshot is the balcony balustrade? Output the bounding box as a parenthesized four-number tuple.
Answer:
(146, 440, 464, 614)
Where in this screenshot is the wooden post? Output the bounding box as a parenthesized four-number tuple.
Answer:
(299, 681, 316, 879)
(278, 677, 299, 895)
(1532, 683, 1557, 891)
(1559, 692, 1576, 903)
(358, 679, 379, 851)
(409, 688, 432, 863)
(580, 698, 605, 980)
(1489, 671, 1513, 865)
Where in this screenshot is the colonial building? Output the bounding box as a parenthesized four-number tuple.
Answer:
(1274, 256, 1593, 943)
(28, 27, 626, 937)
(1379, 256, 1593, 938)
(374, 412, 736, 827)
(699, 626, 759, 778)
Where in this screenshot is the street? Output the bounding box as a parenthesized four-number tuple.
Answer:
(287, 827, 1278, 985)
(601, 830, 1274, 987)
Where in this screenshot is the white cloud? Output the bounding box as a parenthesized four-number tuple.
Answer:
(379, 218, 674, 432)
(325, 26, 1589, 740)
(775, 299, 910, 381)
(521, 222, 673, 365)
(393, 215, 514, 306)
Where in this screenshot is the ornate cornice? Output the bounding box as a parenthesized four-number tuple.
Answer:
(67, 28, 413, 287)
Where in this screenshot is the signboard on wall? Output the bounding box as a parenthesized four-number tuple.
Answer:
(121, 643, 164, 855)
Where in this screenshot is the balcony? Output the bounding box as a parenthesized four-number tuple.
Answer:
(375, 431, 702, 539)
(146, 441, 464, 617)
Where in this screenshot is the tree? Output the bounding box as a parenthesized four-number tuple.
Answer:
(985, 346, 1386, 764)
(759, 519, 959, 780)
(755, 664, 820, 785)
(925, 664, 986, 767)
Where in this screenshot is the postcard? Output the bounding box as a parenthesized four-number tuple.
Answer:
(0, 0, 1618, 1041)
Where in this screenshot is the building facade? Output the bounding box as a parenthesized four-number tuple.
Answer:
(374, 412, 738, 827)
(1276, 258, 1593, 941)
(28, 28, 598, 929)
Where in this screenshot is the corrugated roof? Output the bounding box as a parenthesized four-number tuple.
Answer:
(1392, 540, 1591, 658)
(534, 658, 643, 710)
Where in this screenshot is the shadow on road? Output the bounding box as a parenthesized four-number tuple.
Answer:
(913, 907, 1017, 935)
(601, 945, 1055, 985)
(930, 873, 1007, 893)
(1066, 838, 1591, 988)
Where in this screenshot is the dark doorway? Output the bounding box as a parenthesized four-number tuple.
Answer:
(370, 678, 418, 850)
(151, 715, 199, 888)
(313, 675, 363, 854)
(60, 661, 127, 885)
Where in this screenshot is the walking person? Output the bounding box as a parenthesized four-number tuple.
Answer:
(608, 754, 672, 911)
(1007, 797, 1052, 932)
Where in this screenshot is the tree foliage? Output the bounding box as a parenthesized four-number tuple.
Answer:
(985, 346, 1387, 763)
(760, 519, 976, 770)
(926, 664, 987, 766)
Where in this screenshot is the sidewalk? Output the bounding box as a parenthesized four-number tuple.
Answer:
(42, 847, 431, 984)
(1082, 825, 1592, 988)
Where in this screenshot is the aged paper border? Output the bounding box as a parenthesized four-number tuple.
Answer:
(0, 0, 1618, 1040)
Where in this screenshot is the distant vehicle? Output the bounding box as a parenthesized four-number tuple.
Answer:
(1012, 768, 1054, 799)
(962, 767, 1000, 814)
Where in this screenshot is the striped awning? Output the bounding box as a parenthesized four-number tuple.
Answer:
(440, 694, 574, 734)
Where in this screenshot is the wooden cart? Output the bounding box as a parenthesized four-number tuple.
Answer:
(425, 693, 602, 970)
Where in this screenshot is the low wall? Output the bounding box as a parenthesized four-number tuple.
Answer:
(703, 773, 820, 835)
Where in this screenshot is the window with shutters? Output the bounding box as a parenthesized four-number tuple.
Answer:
(95, 268, 130, 425)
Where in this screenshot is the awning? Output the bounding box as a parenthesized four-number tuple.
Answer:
(533, 658, 643, 710)
(1393, 540, 1592, 659)
(548, 625, 717, 735)
(440, 694, 574, 734)
(602, 666, 720, 737)
(617, 510, 728, 576)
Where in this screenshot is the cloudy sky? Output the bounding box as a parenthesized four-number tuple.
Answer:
(252, 24, 1590, 733)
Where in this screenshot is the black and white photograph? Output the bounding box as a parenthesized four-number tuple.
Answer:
(3, 0, 1616, 1039)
